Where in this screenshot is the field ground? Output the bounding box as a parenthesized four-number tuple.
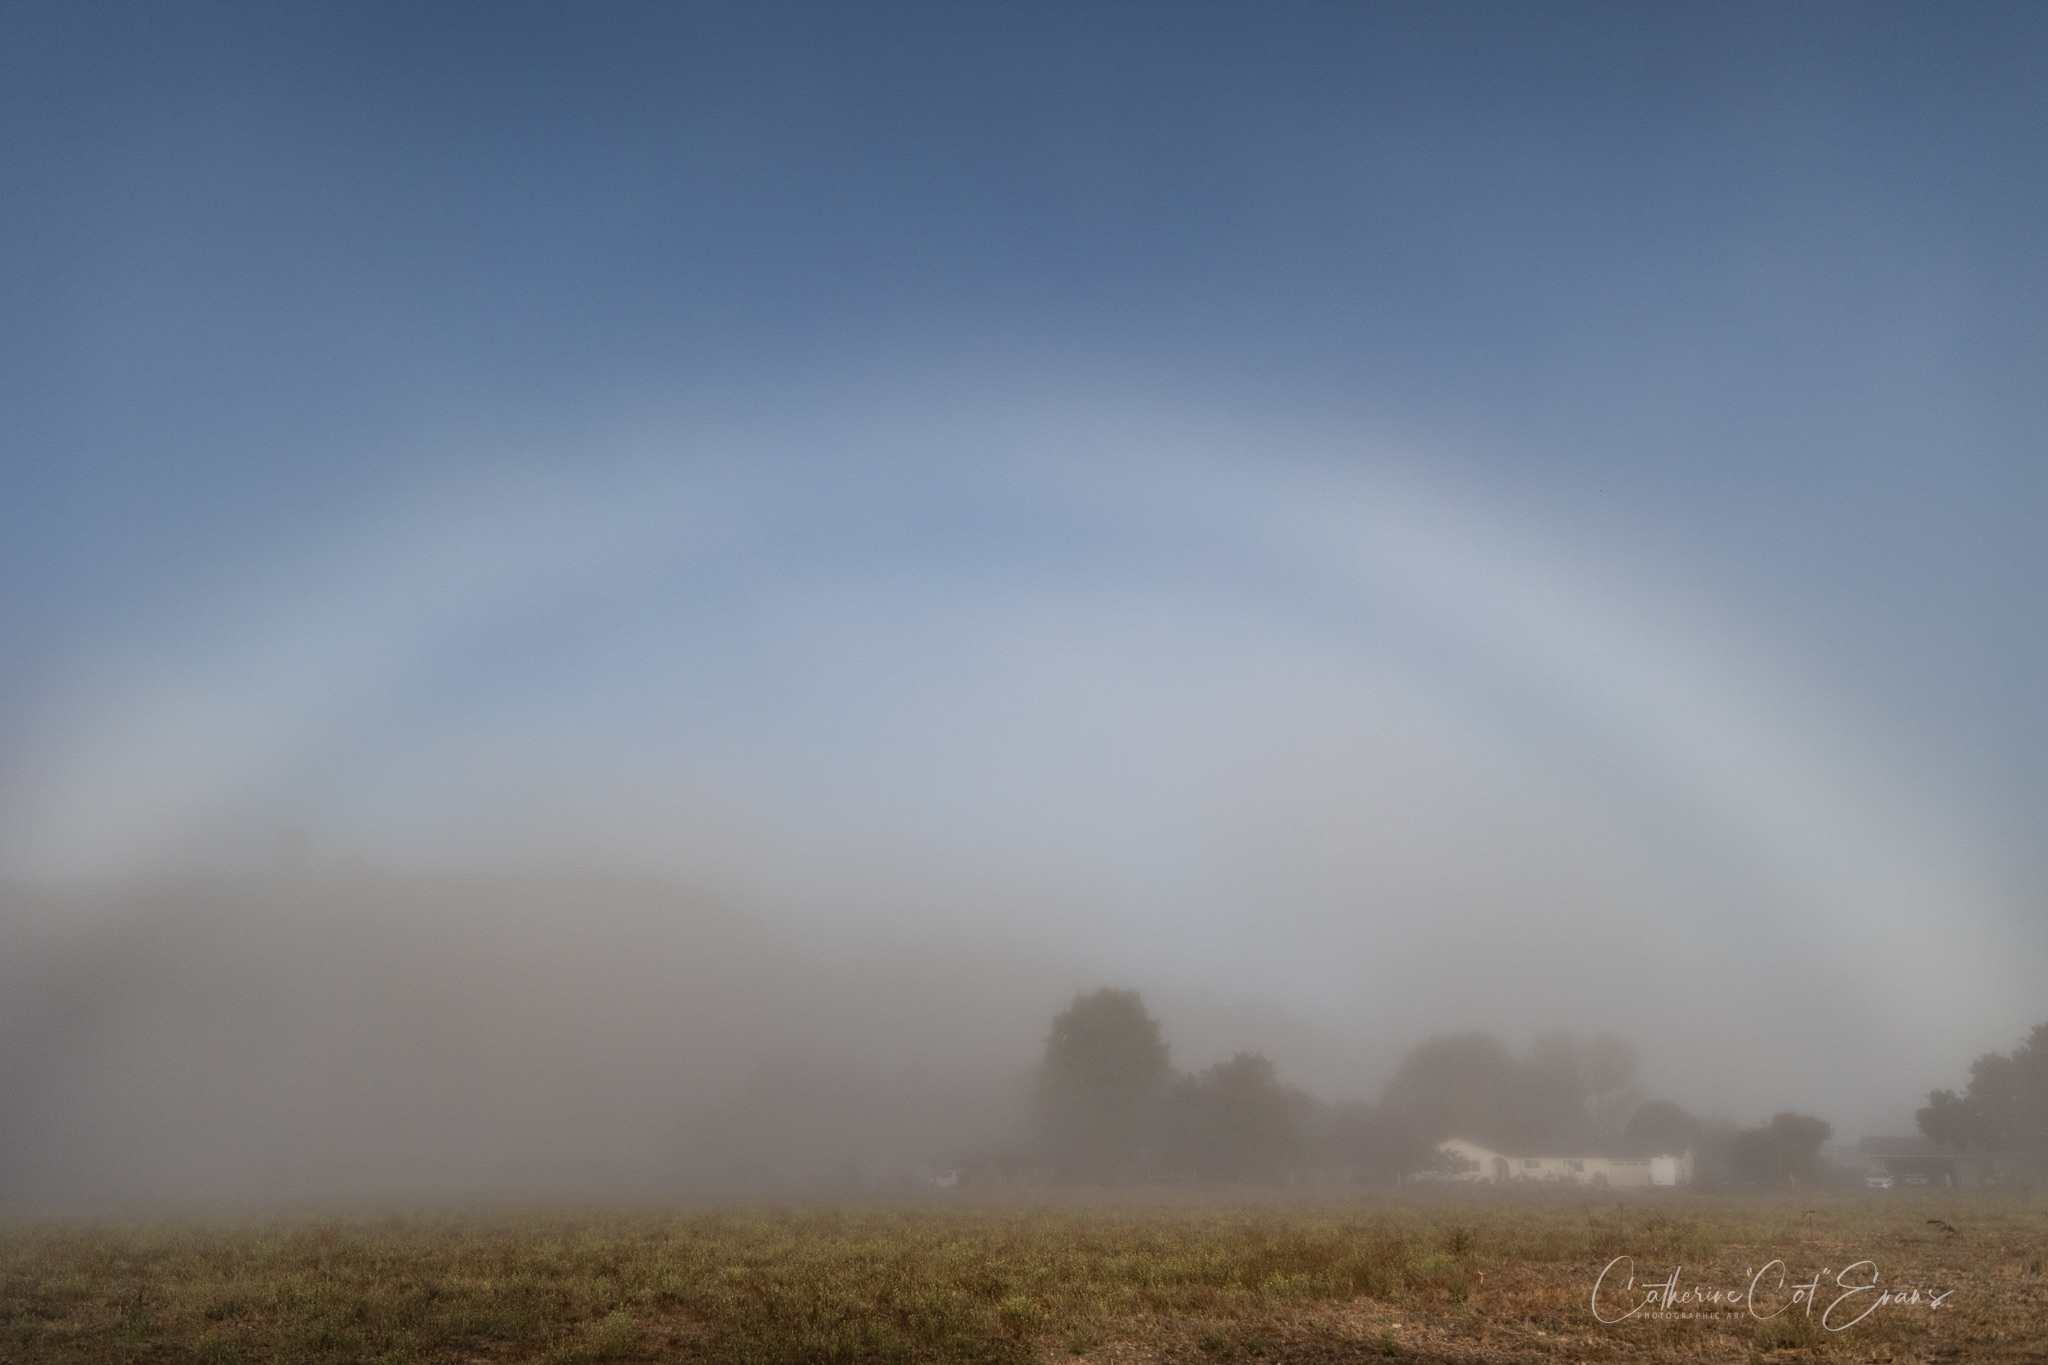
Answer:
(3, 1193, 2044, 1363)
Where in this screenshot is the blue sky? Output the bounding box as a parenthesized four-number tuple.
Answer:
(2, 2, 2045, 1132)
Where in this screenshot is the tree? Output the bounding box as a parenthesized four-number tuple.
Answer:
(1522, 1032, 1640, 1145)
(1730, 1112, 1832, 1186)
(1160, 1051, 1311, 1182)
(1380, 1030, 1639, 1151)
(1918, 1022, 2048, 1177)
(1380, 1032, 1521, 1146)
(1032, 988, 1172, 1180)
(1916, 1087, 1983, 1150)
(1624, 1099, 1699, 1153)
(1322, 1100, 1432, 1184)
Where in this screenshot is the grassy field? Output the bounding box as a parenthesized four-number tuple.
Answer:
(3, 1193, 2043, 1363)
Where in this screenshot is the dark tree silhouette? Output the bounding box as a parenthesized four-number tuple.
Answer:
(1031, 987, 1171, 1180)
(1730, 1111, 1832, 1186)
(1918, 1022, 2048, 1177)
(1523, 1032, 1640, 1142)
(1916, 1088, 1983, 1149)
(1160, 1051, 1311, 1182)
(1380, 1030, 1639, 1150)
(1380, 1032, 1520, 1145)
(1624, 1099, 1699, 1153)
(1322, 1100, 1432, 1183)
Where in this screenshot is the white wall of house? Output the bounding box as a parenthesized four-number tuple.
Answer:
(1422, 1139, 1692, 1187)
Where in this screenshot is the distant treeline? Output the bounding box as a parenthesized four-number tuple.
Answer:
(1023, 988, 1839, 1186)
(1917, 1023, 2048, 1179)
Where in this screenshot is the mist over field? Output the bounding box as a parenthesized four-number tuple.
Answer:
(3, 4, 2045, 1212)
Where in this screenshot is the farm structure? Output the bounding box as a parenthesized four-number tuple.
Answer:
(1420, 1136, 1693, 1187)
(1857, 1134, 2027, 1189)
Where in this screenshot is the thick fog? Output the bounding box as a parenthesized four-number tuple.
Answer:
(1, 401, 2040, 1208)
(3, 6, 2046, 1209)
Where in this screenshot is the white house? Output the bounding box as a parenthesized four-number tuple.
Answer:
(1420, 1137, 1693, 1188)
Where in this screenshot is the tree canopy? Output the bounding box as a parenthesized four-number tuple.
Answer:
(1918, 1022, 2048, 1176)
(1031, 987, 1172, 1180)
(1728, 1111, 1832, 1186)
(1159, 1051, 1311, 1182)
(1623, 1099, 1699, 1153)
(1380, 1030, 1639, 1150)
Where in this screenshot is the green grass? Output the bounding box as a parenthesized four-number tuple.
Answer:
(3, 1194, 2043, 1362)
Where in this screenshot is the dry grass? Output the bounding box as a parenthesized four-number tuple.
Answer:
(2, 1192, 2043, 1363)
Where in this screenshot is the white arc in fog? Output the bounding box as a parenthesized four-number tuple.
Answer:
(0, 396, 2023, 1127)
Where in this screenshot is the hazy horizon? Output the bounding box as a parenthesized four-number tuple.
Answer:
(2, 3, 2044, 1209)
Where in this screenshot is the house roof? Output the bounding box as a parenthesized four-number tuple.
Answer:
(1441, 1137, 1686, 1161)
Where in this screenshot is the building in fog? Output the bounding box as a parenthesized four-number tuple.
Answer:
(1857, 1135, 2023, 1189)
(1419, 1137, 1693, 1188)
